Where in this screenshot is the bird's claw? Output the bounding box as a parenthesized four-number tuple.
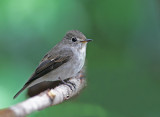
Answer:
(58, 77, 76, 91)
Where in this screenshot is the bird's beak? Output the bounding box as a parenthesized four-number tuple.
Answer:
(81, 39, 93, 43)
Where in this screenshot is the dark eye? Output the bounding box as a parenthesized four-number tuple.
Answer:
(72, 37, 77, 42)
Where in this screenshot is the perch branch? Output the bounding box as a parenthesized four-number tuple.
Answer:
(0, 71, 86, 117)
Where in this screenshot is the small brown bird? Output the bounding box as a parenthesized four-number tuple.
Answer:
(13, 30, 92, 99)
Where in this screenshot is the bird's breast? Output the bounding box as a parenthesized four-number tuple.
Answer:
(73, 47, 86, 72)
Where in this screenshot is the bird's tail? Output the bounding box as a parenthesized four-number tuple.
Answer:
(13, 84, 28, 99)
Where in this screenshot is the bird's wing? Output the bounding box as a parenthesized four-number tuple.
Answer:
(13, 48, 73, 99)
(26, 48, 73, 85)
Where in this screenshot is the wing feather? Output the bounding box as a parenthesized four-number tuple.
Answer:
(25, 49, 73, 85)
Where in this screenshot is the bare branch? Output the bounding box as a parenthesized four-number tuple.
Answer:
(0, 71, 86, 117)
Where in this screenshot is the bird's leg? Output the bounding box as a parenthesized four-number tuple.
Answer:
(58, 77, 73, 91)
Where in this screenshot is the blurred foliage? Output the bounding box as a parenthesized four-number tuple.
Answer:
(0, 0, 160, 117)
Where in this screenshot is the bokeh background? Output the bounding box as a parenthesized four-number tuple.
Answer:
(0, 0, 160, 117)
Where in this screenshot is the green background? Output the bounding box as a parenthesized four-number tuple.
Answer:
(0, 0, 160, 117)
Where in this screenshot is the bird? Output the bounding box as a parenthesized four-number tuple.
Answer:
(13, 30, 92, 99)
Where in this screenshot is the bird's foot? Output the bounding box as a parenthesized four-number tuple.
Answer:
(58, 77, 75, 91)
(66, 81, 76, 89)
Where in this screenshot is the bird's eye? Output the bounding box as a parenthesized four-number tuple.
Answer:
(72, 37, 77, 42)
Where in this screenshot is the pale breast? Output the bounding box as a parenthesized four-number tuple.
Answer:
(59, 46, 86, 79)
